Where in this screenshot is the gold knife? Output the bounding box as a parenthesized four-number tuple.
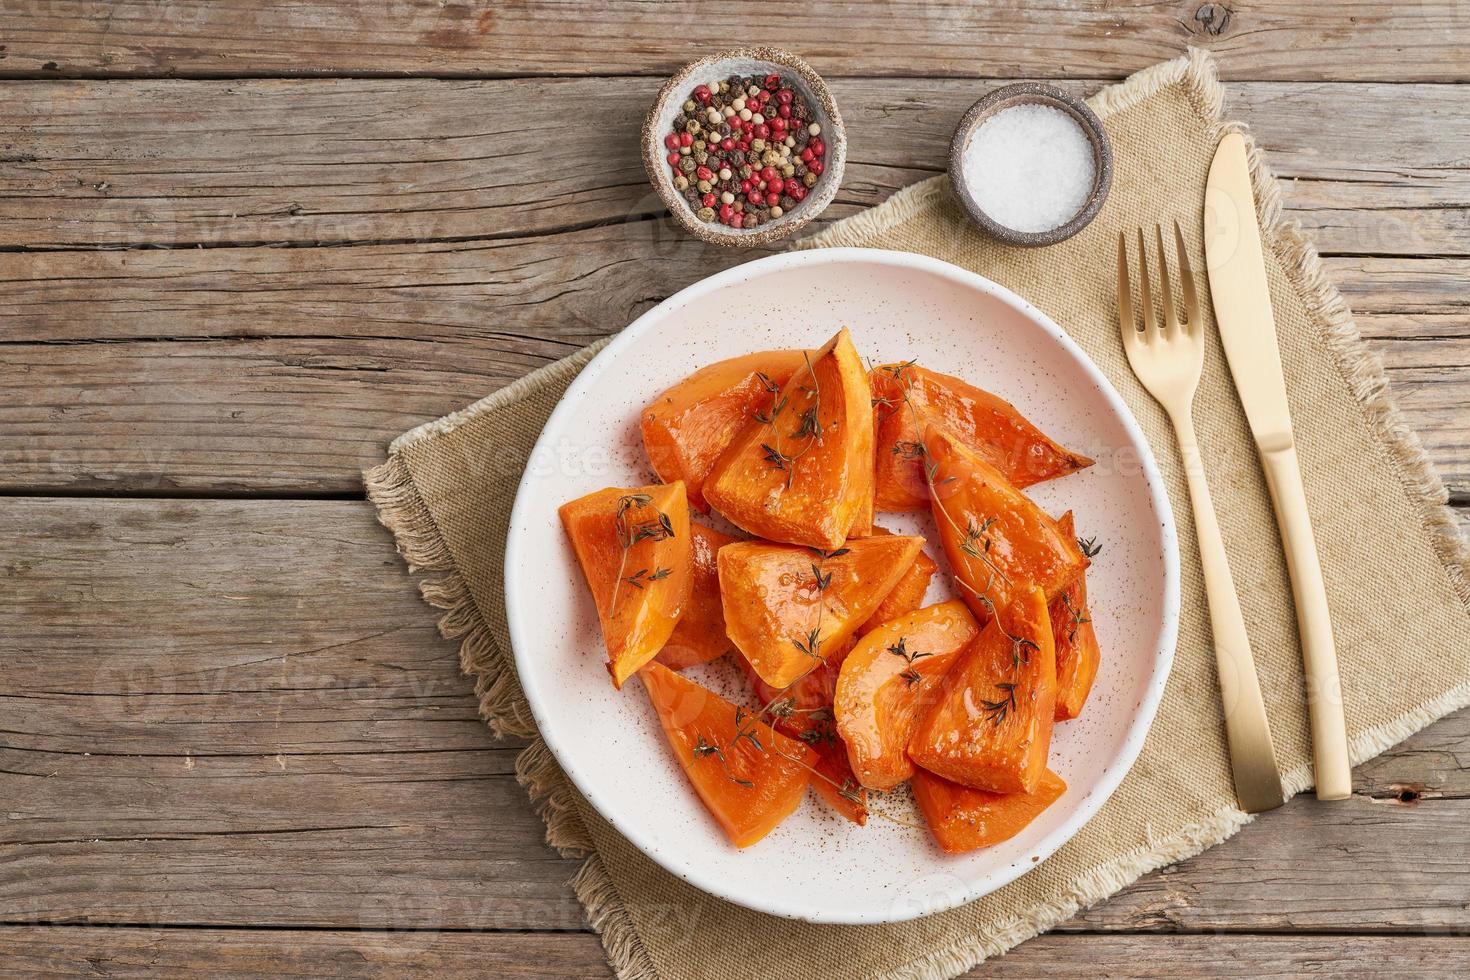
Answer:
(1204, 132, 1352, 801)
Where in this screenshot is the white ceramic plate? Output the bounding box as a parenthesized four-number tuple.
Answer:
(504, 248, 1179, 924)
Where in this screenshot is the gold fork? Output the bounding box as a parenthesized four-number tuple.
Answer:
(1119, 221, 1285, 813)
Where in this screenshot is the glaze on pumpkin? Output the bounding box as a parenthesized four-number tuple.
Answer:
(704, 329, 875, 549)
(911, 766, 1067, 853)
(1050, 511, 1101, 720)
(738, 653, 868, 825)
(923, 424, 1086, 623)
(907, 586, 1057, 794)
(641, 661, 815, 848)
(558, 483, 691, 688)
(718, 534, 923, 690)
(657, 522, 741, 671)
(856, 528, 938, 636)
(835, 600, 981, 791)
(871, 361, 1093, 511)
(641, 350, 807, 512)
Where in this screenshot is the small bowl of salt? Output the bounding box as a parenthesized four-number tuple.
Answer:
(949, 83, 1113, 248)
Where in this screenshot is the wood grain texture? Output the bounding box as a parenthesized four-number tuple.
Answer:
(2, 78, 1464, 252)
(2, 241, 1464, 495)
(3, 1, 1466, 82)
(3, 496, 1468, 933)
(1, 928, 1469, 979)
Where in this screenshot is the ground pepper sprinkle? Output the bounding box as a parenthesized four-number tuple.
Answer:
(664, 72, 827, 228)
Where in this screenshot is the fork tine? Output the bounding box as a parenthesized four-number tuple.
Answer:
(1136, 229, 1156, 340)
(1155, 224, 1178, 338)
(1116, 232, 1136, 345)
(1174, 219, 1201, 332)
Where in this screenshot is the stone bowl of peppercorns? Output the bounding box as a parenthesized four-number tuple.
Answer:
(642, 47, 845, 247)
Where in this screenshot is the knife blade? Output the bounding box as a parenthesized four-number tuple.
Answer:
(1204, 131, 1353, 801)
(1203, 133, 1294, 452)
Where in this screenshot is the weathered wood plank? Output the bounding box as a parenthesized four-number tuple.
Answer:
(3, 497, 1468, 932)
(3, 78, 1464, 253)
(3, 1, 1465, 82)
(2, 240, 1465, 495)
(1, 928, 1468, 979)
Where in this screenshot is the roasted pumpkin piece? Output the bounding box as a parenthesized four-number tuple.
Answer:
(657, 523, 741, 670)
(1050, 512, 1101, 720)
(641, 661, 816, 848)
(911, 766, 1067, 853)
(923, 424, 1086, 622)
(719, 534, 923, 690)
(704, 328, 876, 548)
(642, 350, 808, 512)
(908, 586, 1057, 794)
(835, 600, 981, 791)
(857, 528, 938, 636)
(870, 361, 1093, 511)
(738, 655, 868, 825)
(558, 483, 691, 689)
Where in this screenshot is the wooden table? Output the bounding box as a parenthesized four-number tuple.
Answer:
(3, 4, 1467, 976)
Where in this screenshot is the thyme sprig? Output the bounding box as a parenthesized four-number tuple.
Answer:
(607, 493, 675, 618)
(1060, 591, 1091, 643)
(1078, 535, 1103, 559)
(886, 636, 933, 665)
(978, 682, 1017, 726)
(756, 351, 826, 488)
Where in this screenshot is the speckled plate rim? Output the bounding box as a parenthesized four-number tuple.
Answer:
(504, 247, 1180, 924)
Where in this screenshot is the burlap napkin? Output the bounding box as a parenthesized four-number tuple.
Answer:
(366, 50, 1470, 979)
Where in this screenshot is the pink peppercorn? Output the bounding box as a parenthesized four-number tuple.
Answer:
(702, 192, 716, 208)
(809, 159, 824, 176)
(800, 147, 814, 163)
(695, 166, 714, 182)
(777, 88, 793, 105)
(721, 137, 735, 151)
(747, 189, 762, 205)
(764, 73, 780, 89)
(664, 134, 679, 150)
(679, 131, 693, 148)
(810, 138, 825, 157)
(766, 191, 780, 206)
(693, 84, 712, 104)
(667, 152, 680, 165)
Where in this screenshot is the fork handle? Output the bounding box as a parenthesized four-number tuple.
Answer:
(1260, 442, 1353, 801)
(1173, 412, 1285, 813)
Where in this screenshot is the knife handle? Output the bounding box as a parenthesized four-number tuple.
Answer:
(1260, 441, 1353, 800)
(1174, 416, 1284, 813)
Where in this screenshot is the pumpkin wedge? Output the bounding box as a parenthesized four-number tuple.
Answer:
(924, 424, 1086, 622)
(871, 361, 1093, 511)
(641, 661, 816, 848)
(559, 483, 691, 689)
(642, 350, 808, 512)
(1050, 512, 1101, 720)
(857, 528, 938, 635)
(908, 586, 1057, 794)
(657, 523, 741, 671)
(704, 328, 875, 548)
(911, 766, 1067, 853)
(719, 534, 923, 689)
(835, 600, 981, 791)
(739, 654, 869, 825)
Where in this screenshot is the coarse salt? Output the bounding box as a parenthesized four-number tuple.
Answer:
(960, 103, 1096, 234)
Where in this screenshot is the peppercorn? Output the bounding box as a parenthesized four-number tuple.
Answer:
(663, 70, 827, 233)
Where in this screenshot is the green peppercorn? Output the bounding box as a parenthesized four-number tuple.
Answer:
(679, 157, 696, 174)
(803, 171, 818, 188)
(696, 206, 716, 222)
(684, 99, 696, 113)
(674, 175, 689, 191)
(696, 179, 711, 193)
(750, 138, 766, 152)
